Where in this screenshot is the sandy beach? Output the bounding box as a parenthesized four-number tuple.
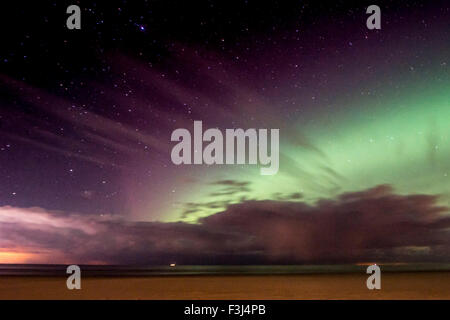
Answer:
(0, 272, 449, 300)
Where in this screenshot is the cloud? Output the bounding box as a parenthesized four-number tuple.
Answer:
(1, 185, 449, 265)
(208, 180, 251, 197)
(272, 192, 303, 201)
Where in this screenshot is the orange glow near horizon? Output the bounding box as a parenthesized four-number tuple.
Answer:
(0, 249, 109, 265)
(0, 248, 67, 264)
(0, 251, 34, 264)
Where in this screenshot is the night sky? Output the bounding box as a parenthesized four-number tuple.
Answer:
(0, 0, 449, 265)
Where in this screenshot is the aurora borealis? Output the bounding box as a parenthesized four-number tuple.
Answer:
(0, 0, 449, 264)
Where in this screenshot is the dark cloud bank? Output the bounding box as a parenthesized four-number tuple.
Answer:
(1, 185, 450, 265)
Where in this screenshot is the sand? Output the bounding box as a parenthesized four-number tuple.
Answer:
(0, 272, 449, 299)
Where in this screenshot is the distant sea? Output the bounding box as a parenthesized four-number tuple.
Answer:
(1, 264, 450, 277)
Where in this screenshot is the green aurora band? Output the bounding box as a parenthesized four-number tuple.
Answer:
(171, 75, 449, 222)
